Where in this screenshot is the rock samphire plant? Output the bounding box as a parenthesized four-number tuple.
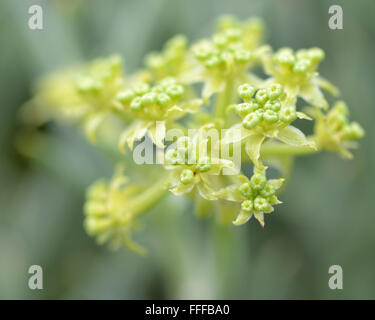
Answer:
(22, 16, 364, 254)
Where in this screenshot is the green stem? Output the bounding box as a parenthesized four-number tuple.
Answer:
(214, 80, 235, 120)
(129, 175, 169, 217)
(260, 142, 320, 157)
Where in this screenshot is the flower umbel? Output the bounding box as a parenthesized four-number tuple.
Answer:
(21, 16, 365, 254)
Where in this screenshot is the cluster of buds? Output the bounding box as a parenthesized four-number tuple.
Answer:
(234, 83, 298, 131)
(21, 16, 365, 253)
(263, 47, 336, 109)
(116, 78, 186, 120)
(84, 175, 140, 252)
(314, 101, 364, 157)
(272, 47, 325, 81)
(216, 172, 283, 227)
(165, 135, 235, 200)
(75, 55, 124, 107)
(145, 35, 189, 81)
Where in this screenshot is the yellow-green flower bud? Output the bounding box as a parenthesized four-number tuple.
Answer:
(263, 109, 279, 123)
(130, 97, 143, 111)
(238, 84, 255, 101)
(293, 59, 311, 73)
(279, 106, 297, 123)
(267, 83, 283, 100)
(250, 173, 266, 191)
(166, 84, 185, 99)
(260, 182, 276, 198)
(117, 89, 135, 103)
(241, 200, 253, 212)
(265, 100, 281, 112)
(255, 89, 268, 105)
(307, 47, 325, 63)
(141, 92, 157, 105)
(274, 48, 296, 66)
(205, 55, 221, 68)
(180, 169, 194, 185)
(134, 83, 150, 96)
(213, 33, 228, 48)
(239, 182, 253, 198)
(344, 122, 365, 140)
(243, 112, 261, 129)
(156, 93, 171, 106)
(234, 49, 251, 63)
(254, 196, 270, 211)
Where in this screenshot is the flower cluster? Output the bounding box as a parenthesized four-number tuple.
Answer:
(145, 35, 189, 81)
(313, 101, 365, 158)
(216, 172, 283, 227)
(262, 47, 339, 109)
(21, 16, 364, 253)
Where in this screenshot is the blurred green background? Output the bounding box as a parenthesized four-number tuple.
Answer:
(0, 0, 374, 299)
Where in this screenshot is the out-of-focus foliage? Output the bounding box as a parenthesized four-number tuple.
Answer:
(0, 0, 374, 299)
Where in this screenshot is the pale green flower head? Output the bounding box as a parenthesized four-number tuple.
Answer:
(225, 82, 315, 169)
(262, 47, 339, 109)
(215, 171, 283, 227)
(116, 77, 202, 151)
(314, 101, 365, 158)
(190, 17, 266, 100)
(145, 35, 190, 81)
(165, 134, 237, 200)
(84, 167, 146, 254)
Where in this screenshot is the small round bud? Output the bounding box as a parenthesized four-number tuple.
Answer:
(196, 157, 211, 173)
(238, 84, 255, 101)
(264, 100, 281, 112)
(255, 89, 268, 105)
(254, 108, 264, 119)
(308, 47, 325, 63)
(205, 55, 221, 68)
(234, 49, 251, 63)
(213, 33, 228, 48)
(274, 48, 296, 66)
(130, 97, 143, 111)
(141, 92, 157, 105)
(243, 112, 261, 130)
(146, 54, 164, 69)
(250, 173, 266, 191)
(116, 89, 135, 103)
(254, 196, 270, 211)
(160, 77, 177, 89)
(239, 182, 253, 198)
(225, 28, 242, 41)
(344, 122, 365, 140)
(134, 83, 150, 96)
(235, 103, 252, 117)
(180, 169, 194, 185)
(166, 84, 185, 99)
(77, 77, 101, 93)
(156, 93, 171, 106)
(248, 101, 260, 112)
(279, 107, 297, 123)
(263, 110, 279, 123)
(260, 182, 276, 198)
(267, 83, 283, 100)
(328, 113, 346, 131)
(241, 200, 254, 212)
(194, 44, 212, 60)
(293, 59, 311, 73)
